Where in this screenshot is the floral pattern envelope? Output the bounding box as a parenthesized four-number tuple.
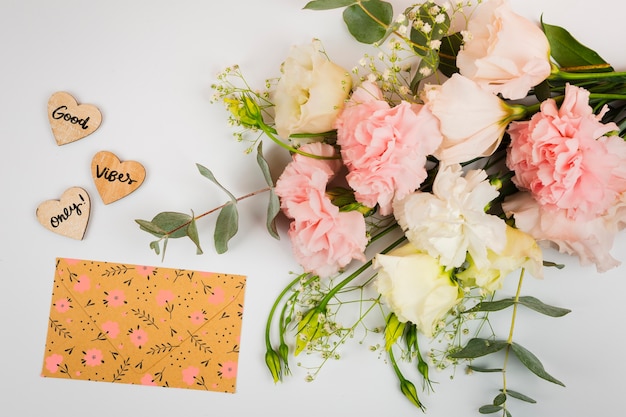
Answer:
(41, 258, 246, 393)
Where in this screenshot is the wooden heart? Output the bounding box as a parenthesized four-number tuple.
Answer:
(91, 151, 146, 204)
(36, 187, 91, 240)
(48, 91, 102, 146)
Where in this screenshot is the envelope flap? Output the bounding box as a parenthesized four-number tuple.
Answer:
(42, 258, 246, 392)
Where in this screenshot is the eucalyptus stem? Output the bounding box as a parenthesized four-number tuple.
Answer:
(501, 268, 526, 412)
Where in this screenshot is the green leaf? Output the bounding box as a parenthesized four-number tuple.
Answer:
(438, 32, 462, 78)
(410, 49, 439, 92)
(510, 342, 565, 386)
(478, 404, 502, 414)
(449, 338, 508, 359)
(504, 389, 537, 404)
(409, 2, 450, 56)
(147, 212, 193, 239)
(149, 240, 161, 255)
(468, 365, 503, 373)
(256, 142, 274, 188)
(543, 260, 565, 269)
(465, 298, 515, 313)
(542, 20, 613, 71)
(187, 212, 203, 255)
(518, 296, 571, 317)
(136, 219, 167, 237)
(196, 163, 236, 202)
(343, 0, 393, 44)
(214, 201, 239, 254)
(304, 0, 355, 10)
(266, 189, 280, 239)
(493, 393, 506, 406)
(384, 313, 405, 351)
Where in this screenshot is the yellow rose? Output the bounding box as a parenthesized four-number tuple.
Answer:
(273, 39, 352, 138)
(373, 242, 462, 337)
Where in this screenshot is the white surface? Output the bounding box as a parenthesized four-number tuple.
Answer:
(1, 1, 625, 416)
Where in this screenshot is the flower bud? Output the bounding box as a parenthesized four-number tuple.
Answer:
(264, 348, 282, 383)
(400, 378, 426, 411)
(224, 95, 262, 128)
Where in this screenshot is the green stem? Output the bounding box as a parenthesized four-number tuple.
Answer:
(265, 273, 307, 349)
(317, 233, 406, 312)
(258, 120, 340, 160)
(501, 269, 526, 404)
(550, 68, 626, 82)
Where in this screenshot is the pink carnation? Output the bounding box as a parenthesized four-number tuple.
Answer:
(507, 84, 625, 220)
(275, 143, 367, 278)
(335, 81, 442, 215)
(503, 192, 626, 272)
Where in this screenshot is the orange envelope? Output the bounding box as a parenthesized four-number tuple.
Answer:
(41, 258, 246, 393)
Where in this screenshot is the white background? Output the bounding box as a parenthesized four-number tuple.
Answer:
(1, 1, 625, 416)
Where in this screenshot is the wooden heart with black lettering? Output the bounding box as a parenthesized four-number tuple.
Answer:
(91, 151, 146, 204)
(48, 91, 102, 145)
(36, 187, 91, 240)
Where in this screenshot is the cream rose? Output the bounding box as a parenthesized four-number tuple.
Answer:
(373, 242, 462, 337)
(456, 0, 551, 100)
(273, 40, 352, 138)
(423, 74, 525, 164)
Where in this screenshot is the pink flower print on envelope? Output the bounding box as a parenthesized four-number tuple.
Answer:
(137, 265, 156, 278)
(45, 354, 63, 373)
(219, 361, 238, 379)
(182, 366, 199, 385)
(155, 290, 175, 306)
(128, 327, 148, 348)
(101, 321, 120, 339)
(189, 310, 206, 325)
(207, 287, 225, 304)
(104, 289, 126, 307)
(82, 349, 103, 367)
(141, 373, 158, 386)
(73, 275, 90, 293)
(54, 298, 71, 313)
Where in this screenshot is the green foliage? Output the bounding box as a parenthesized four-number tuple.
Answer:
(449, 338, 508, 359)
(542, 20, 613, 71)
(256, 142, 280, 240)
(303, 0, 356, 10)
(384, 313, 405, 351)
(343, 0, 393, 44)
(135, 211, 203, 259)
(466, 296, 571, 317)
(510, 342, 565, 386)
(214, 202, 239, 254)
(504, 389, 536, 404)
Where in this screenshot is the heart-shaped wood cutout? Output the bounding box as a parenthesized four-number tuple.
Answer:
(48, 91, 102, 146)
(91, 151, 146, 204)
(36, 187, 91, 240)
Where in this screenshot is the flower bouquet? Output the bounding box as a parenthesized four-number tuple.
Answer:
(136, 0, 626, 415)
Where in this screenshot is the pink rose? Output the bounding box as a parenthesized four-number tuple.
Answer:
(503, 192, 626, 272)
(335, 81, 442, 215)
(507, 84, 624, 220)
(275, 143, 367, 278)
(457, 0, 551, 100)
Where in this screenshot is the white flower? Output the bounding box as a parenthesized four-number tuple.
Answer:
(373, 242, 462, 337)
(393, 164, 507, 269)
(273, 40, 352, 138)
(456, 0, 551, 100)
(456, 225, 544, 293)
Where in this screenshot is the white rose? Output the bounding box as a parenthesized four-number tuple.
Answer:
(456, 0, 551, 100)
(273, 40, 352, 138)
(422, 74, 525, 164)
(373, 242, 462, 337)
(456, 225, 544, 293)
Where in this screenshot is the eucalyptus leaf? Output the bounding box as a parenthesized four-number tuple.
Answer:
(343, 0, 393, 44)
(136, 219, 167, 237)
(411, 50, 439, 92)
(493, 393, 506, 406)
(196, 163, 236, 202)
(504, 389, 537, 404)
(266, 189, 280, 240)
(468, 365, 503, 373)
(518, 296, 571, 317)
(187, 213, 203, 255)
(449, 338, 508, 359)
(304, 0, 355, 10)
(409, 2, 450, 56)
(148, 212, 193, 239)
(542, 20, 613, 71)
(149, 240, 161, 255)
(465, 298, 515, 313)
(478, 404, 502, 414)
(384, 313, 405, 351)
(214, 201, 239, 254)
(510, 342, 565, 386)
(256, 142, 274, 188)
